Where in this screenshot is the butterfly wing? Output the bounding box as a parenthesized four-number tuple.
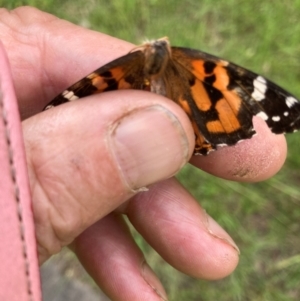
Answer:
(44, 51, 146, 109)
(170, 47, 300, 154)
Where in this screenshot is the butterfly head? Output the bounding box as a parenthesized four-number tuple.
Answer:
(138, 37, 172, 78)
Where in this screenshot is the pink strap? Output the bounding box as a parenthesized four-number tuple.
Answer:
(0, 41, 42, 301)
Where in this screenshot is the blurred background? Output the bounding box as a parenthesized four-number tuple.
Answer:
(2, 1, 300, 300)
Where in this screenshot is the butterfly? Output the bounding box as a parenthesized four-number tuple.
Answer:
(44, 37, 300, 155)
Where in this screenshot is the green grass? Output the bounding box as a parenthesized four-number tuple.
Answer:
(3, 1, 300, 300)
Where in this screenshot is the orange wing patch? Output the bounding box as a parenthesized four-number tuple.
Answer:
(214, 97, 241, 133)
(190, 80, 212, 112)
(178, 97, 192, 116)
(87, 73, 109, 91)
(88, 67, 132, 91)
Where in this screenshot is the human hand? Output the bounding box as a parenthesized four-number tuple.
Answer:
(0, 6, 287, 301)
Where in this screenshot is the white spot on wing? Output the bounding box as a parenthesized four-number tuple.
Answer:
(286, 96, 298, 108)
(272, 116, 280, 122)
(220, 60, 229, 66)
(284, 111, 289, 116)
(251, 76, 267, 101)
(256, 111, 268, 121)
(62, 90, 79, 101)
(44, 105, 54, 110)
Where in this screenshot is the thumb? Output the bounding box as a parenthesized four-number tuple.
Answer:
(23, 90, 194, 263)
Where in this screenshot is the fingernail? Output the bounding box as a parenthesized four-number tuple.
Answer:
(203, 210, 240, 254)
(141, 260, 168, 301)
(110, 105, 190, 190)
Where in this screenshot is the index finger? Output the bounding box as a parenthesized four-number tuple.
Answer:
(0, 7, 133, 118)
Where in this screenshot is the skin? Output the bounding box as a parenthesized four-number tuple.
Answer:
(0, 7, 287, 301)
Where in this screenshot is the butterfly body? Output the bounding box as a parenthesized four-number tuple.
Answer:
(44, 38, 300, 155)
